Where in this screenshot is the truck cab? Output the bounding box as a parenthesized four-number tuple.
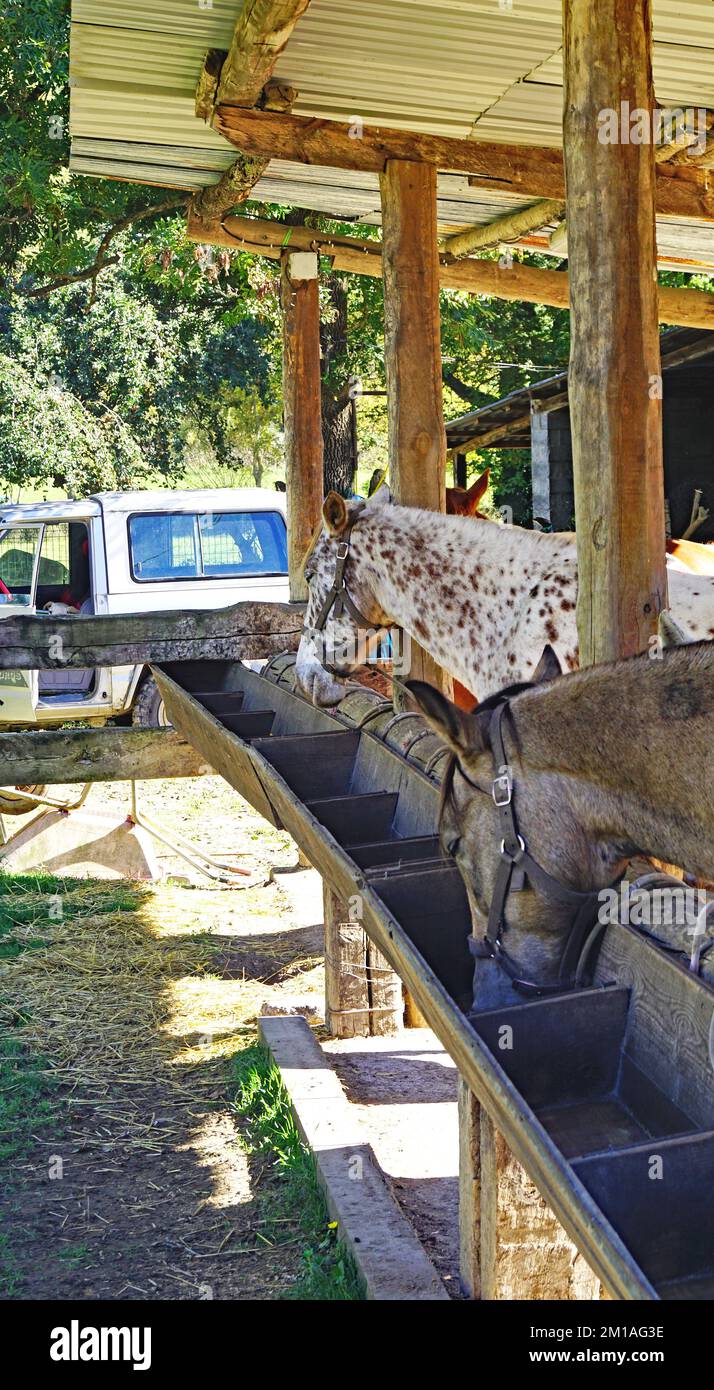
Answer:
(0, 488, 289, 730)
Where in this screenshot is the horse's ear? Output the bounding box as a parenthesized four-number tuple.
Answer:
(532, 644, 563, 683)
(404, 681, 486, 757)
(658, 610, 692, 649)
(323, 491, 350, 537)
(466, 469, 490, 512)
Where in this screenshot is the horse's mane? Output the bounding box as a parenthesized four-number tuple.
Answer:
(300, 516, 326, 576)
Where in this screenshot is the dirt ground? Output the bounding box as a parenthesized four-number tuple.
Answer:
(0, 775, 328, 1300)
(1, 773, 459, 1300)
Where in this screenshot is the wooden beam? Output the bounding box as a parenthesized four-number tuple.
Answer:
(380, 159, 449, 699)
(189, 153, 269, 222)
(0, 601, 304, 669)
(213, 105, 714, 223)
(191, 80, 296, 221)
(217, 0, 312, 107)
(0, 728, 212, 786)
(190, 211, 714, 330)
(195, 48, 228, 122)
(564, 0, 667, 665)
(441, 199, 565, 259)
(280, 250, 324, 602)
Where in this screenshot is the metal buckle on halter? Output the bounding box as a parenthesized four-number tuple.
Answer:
(335, 541, 349, 561)
(492, 765, 513, 807)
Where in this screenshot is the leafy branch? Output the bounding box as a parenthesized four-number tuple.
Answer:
(14, 195, 190, 302)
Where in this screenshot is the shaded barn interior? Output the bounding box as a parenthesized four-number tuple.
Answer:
(447, 328, 714, 538)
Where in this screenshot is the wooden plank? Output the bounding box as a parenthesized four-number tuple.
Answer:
(213, 105, 714, 223)
(192, 211, 714, 330)
(366, 937, 403, 1037)
(458, 1079, 482, 1299)
(217, 0, 313, 108)
(0, 727, 212, 786)
(280, 249, 324, 602)
(0, 601, 303, 669)
(564, 0, 667, 666)
(380, 159, 448, 698)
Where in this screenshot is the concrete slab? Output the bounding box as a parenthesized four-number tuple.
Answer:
(324, 1030, 460, 1291)
(258, 1014, 450, 1301)
(0, 807, 160, 880)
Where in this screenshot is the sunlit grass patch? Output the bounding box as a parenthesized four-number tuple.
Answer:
(232, 1046, 363, 1301)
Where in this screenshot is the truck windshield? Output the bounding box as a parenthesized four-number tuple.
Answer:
(128, 511, 288, 582)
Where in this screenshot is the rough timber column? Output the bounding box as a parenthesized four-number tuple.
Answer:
(280, 250, 324, 602)
(379, 160, 450, 693)
(563, 0, 667, 665)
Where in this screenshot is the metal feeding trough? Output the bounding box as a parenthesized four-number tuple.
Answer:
(153, 653, 714, 1300)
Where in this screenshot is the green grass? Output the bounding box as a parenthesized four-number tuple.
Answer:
(233, 1046, 364, 1301)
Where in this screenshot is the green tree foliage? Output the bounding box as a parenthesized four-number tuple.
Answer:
(184, 385, 284, 490)
(1, 0, 574, 515)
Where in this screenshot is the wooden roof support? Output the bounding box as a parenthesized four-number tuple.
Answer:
(564, 0, 666, 667)
(195, 0, 312, 118)
(280, 249, 323, 602)
(189, 210, 714, 331)
(380, 160, 450, 701)
(218, 0, 312, 107)
(192, 81, 296, 221)
(189, 152, 270, 221)
(213, 105, 714, 223)
(441, 199, 565, 259)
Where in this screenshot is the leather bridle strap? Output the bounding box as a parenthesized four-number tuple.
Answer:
(467, 699, 613, 997)
(309, 524, 390, 635)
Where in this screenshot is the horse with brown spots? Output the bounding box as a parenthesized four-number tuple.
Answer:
(296, 493, 714, 709)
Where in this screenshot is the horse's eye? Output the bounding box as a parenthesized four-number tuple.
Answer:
(445, 835, 461, 858)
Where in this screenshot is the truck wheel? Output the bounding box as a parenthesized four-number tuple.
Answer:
(132, 676, 170, 729)
(0, 785, 47, 815)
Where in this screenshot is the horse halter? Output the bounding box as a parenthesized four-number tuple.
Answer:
(305, 520, 393, 672)
(448, 690, 618, 999)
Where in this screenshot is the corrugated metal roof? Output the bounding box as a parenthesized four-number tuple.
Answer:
(68, 0, 714, 264)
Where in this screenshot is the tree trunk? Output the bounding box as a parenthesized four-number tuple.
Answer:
(320, 273, 357, 496)
(322, 392, 355, 495)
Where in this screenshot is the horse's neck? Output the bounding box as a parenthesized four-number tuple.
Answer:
(513, 645, 714, 883)
(364, 509, 560, 691)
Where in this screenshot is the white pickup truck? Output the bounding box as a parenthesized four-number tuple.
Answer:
(0, 488, 289, 742)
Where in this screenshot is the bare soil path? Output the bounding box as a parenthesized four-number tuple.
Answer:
(0, 776, 326, 1300)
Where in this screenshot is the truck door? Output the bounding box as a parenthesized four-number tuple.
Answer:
(0, 524, 42, 719)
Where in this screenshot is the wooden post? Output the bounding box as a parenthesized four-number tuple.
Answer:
(280, 250, 324, 602)
(379, 159, 449, 695)
(470, 0, 666, 1304)
(454, 452, 468, 489)
(564, 0, 667, 665)
(479, 1112, 600, 1300)
(323, 886, 403, 1037)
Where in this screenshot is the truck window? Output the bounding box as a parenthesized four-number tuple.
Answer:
(198, 512, 287, 576)
(128, 514, 200, 581)
(128, 511, 287, 581)
(36, 522, 91, 610)
(0, 526, 42, 596)
(37, 522, 70, 586)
